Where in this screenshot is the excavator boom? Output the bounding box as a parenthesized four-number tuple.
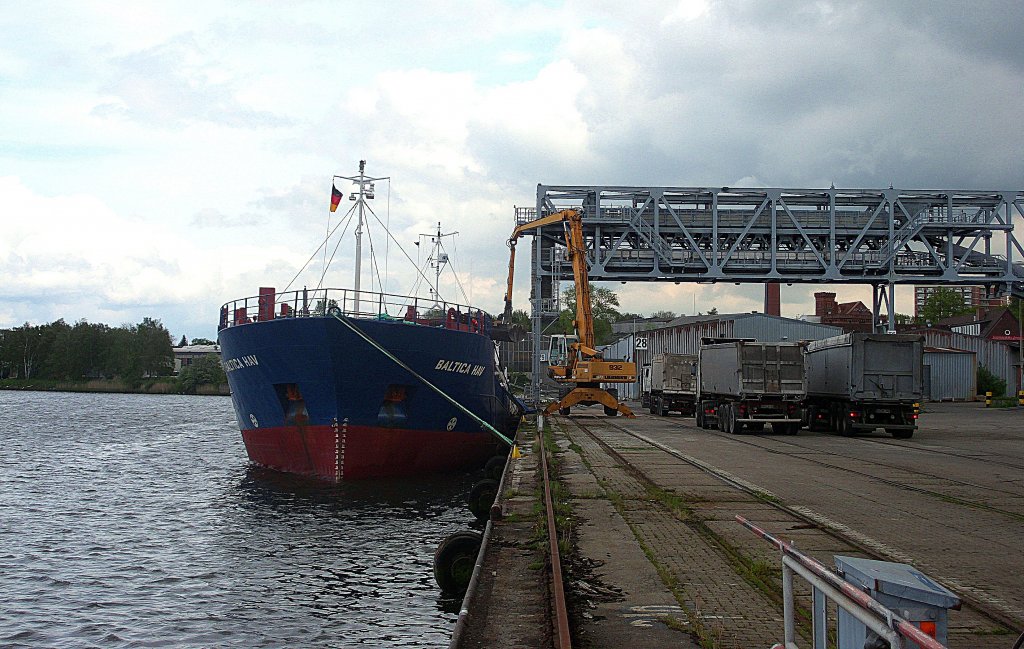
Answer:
(502, 209, 636, 418)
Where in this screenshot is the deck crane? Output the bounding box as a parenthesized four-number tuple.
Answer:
(501, 209, 637, 417)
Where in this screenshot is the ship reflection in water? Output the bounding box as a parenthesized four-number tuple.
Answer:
(233, 466, 479, 627)
(0, 391, 475, 648)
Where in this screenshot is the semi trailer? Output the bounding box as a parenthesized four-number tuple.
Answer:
(696, 339, 805, 434)
(643, 353, 698, 416)
(802, 333, 923, 438)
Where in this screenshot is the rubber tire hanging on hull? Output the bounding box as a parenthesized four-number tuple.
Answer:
(468, 479, 499, 522)
(484, 455, 506, 481)
(433, 530, 483, 595)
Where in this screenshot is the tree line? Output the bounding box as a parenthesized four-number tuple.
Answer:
(1, 317, 176, 382)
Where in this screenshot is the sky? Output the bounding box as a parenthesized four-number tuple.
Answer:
(2, 0, 1023, 341)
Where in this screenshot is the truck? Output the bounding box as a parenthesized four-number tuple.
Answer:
(696, 339, 805, 434)
(802, 333, 923, 438)
(644, 353, 698, 416)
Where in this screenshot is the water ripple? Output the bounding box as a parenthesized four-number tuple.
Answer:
(0, 391, 476, 647)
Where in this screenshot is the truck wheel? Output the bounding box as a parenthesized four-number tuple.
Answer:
(837, 416, 854, 437)
(695, 409, 704, 428)
(604, 405, 618, 416)
(888, 428, 913, 439)
(786, 423, 800, 436)
(658, 396, 668, 417)
(559, 407, 570, 416)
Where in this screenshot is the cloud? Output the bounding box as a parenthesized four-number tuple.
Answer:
(2, 0, 1022, 339)
(0, 177, 304, 335)
(92, 33, 290, 129)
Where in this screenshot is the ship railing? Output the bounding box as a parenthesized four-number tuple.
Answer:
(218, 287, 494, 334)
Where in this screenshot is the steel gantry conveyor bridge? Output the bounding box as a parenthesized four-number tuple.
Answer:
(520, 184, 1024, 404)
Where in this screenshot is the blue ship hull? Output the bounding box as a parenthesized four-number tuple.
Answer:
(219, 314, 523, 480)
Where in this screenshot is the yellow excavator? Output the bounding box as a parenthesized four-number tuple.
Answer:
(501, 209, 636, 417)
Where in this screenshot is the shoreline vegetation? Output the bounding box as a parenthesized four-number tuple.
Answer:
(2, 317, 230, 396)
(0, 378, 229, 396)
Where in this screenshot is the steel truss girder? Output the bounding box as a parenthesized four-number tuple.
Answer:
(532, 185, 1024, 293)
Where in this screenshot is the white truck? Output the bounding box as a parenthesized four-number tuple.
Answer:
(642, 353, 698, 416)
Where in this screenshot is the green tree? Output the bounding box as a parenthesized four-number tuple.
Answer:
(190, 337, 216, 346)
(977, 364, 1006, 397)
(136, 317, 173, 377)
(510, 309, 530, 328)
(41, 319, 73, 379)
(561, 285, 621, 320)
(651, 310, 676, 319)
(71, 320, 112, 378)
(4, 323, 44, 378)
(177, 354, 226, 394)
(558, 285, 620, 346)
(919, 288, 972, 325)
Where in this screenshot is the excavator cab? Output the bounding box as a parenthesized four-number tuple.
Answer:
(546, 334, 578, 380)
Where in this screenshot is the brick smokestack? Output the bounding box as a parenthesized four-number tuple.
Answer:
(765, 283, 781, 316)
(814, 292, 837, 317)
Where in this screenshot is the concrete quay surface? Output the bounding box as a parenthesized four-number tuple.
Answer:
(457, 401, 1024, 649)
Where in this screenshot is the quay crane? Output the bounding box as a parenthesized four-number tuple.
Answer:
(500, 209, 637, 417)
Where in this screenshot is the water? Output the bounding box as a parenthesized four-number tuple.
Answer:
(0, 391, 479, 647)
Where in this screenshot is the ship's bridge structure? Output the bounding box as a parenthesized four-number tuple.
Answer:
(521, 184, 1024, 400)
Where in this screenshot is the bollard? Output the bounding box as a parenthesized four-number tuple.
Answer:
(985, 391, 992, 407)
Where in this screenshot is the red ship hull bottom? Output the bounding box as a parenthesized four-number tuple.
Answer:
(240, 424, 502, 481)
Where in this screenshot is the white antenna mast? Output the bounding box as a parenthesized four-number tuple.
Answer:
(334, 160, 388, 313)
(419, 221, 458, 305)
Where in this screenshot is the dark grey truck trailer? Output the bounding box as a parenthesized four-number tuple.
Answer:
(696, 340, 805, 434)
(803, 333, 923, 438)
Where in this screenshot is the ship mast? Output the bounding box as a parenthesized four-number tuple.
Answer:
(336, 160, 388, 313)
(420, 221, 458, 306)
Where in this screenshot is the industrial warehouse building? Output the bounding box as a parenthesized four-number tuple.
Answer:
(599, 312, 1005, 402)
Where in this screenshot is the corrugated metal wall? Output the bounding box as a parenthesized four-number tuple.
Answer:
(923, 351, 977, 401)
(916, 330, 1019, 393)
(732, 314, 843, 344)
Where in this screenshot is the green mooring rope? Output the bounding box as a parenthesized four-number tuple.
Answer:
(330, 313, 514, 446)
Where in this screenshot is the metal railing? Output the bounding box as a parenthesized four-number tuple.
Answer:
(738, 516, 948, 649)
(218, 287, 493, 332)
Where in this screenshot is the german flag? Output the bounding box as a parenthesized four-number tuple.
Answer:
(330, 183, 343, 212)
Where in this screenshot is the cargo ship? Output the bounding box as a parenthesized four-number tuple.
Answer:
(217, 162, 523, 480)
